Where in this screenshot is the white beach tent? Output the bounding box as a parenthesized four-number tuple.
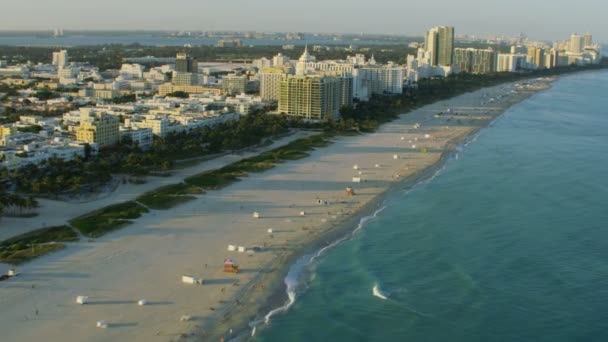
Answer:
(182, 275, 203, 285)
(76, 296, 89, 305)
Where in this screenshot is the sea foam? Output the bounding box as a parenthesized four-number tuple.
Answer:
(251, 204, 387, 332)
(372, 284, 389, 300)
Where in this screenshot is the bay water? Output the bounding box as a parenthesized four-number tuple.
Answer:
(254, 70, 608, 341)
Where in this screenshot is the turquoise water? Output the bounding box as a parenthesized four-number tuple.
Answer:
(254, 71, 608, 341)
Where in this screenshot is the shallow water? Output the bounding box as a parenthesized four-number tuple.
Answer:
(254, 70, 608, 341)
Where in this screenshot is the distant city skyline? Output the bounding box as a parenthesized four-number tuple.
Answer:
(1, 0, 607, 42)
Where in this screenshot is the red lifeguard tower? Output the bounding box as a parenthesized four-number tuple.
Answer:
(223, 258, 239, 273)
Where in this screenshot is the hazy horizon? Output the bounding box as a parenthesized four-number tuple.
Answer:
(1, 0, 607, 42)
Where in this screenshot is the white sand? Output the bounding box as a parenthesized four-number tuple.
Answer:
(0, 79, 552, 342)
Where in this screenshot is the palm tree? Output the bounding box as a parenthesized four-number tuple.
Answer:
(0, 190, 6, 217)
(25, 196, 38, 212)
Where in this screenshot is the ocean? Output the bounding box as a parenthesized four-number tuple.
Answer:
(252, 70, 608, 341)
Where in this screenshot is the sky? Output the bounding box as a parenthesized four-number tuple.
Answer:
(1, 0, 607, 42)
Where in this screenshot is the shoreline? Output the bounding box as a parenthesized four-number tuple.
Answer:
(200, 78, 556, 341)
(0, 77, 555, 342)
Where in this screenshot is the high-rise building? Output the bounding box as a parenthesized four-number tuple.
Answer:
(454, 48, 496, 74)
(544, 49, 560, 69)
(76, 111, 120, 147)
(338, 75, 354, 107)
(259, 67, 285, 101)
(278, 75, 342, 120)
(584, 33, 592, 48)
(425, 26, 455, 66)
(526, 47, 545, 69)
(496, 54, 528, 72)
(472, 49, 496, 74)
(175, 52, 196, 73)
(453, 48, 472, 73)
(52, 50, 68, 68)
(355, 62, 405, 95)
(222, 74, 248, 95)
(569, 34, 584, 54)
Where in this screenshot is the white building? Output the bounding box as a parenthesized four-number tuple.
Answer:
(252, 57, 272, 70)
(569, 33, 584, 54)
(120, 64, 145, 79)
(128, 115, 169, 137)
(259, 67, 285, 101)
(58, 66, 78, 79)
(224, 93, 264, 114)
(119, 126, 153, 149)
(143, 68, 169, 82)
(52, 50, 68, 68)
(0, 66, 29, 78)
(496, 54, 528, 72)
(355, 62, 405, 96)
(272, 53, 291, 67)
(0, 139, 86, 170)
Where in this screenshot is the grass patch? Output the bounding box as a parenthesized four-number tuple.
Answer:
(0, 243, 65, 265)
(185, 169, 245, 190)
(0, 225, 78, 264)
(3, 212, 39, 218)
(184, 133, 333, 190)
(137, 183, 203, 210)
(140, 195, 197, 210)
(174, 158, 205, 170)
(69, 201, 148, 238)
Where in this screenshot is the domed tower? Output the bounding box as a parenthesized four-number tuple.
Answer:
(296, 45, 315, 75)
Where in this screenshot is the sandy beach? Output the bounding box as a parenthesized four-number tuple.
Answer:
(0, 79, 552, 342)
(0, 131, 313, 241)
